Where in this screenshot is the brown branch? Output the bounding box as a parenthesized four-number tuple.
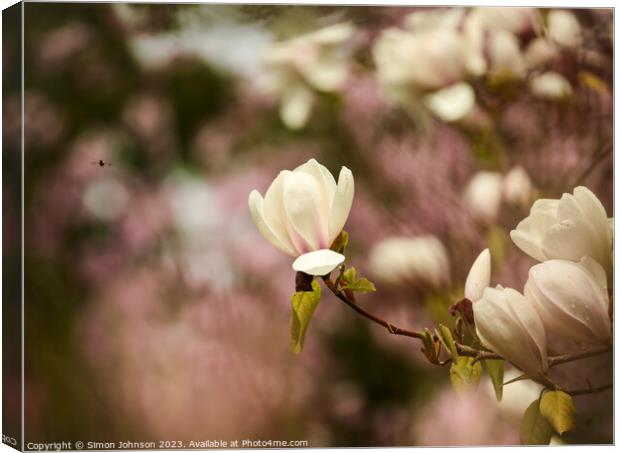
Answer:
(566, 383, 612, 397)
(322, 277, 423, 340)
(548, 344, 612, 368)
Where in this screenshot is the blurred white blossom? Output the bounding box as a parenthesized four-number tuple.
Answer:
(369, 235, 450, 287)
(260, 23, 355, 129)
(530, 72, 573, 100)
(463, 171, 503, 222)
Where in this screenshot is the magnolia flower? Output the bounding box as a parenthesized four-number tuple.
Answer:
(502, 166, 533, 207)
(547, 10, 582, 49)
(463, 171, 503, 222)
(473, 286, 548, 378)
(463, 7, 537, 77)
(248, 159, 354, 276)
(525, 257, 611, 348)
(373, 26, 474, 94)
(368, 235, 450, 287)
(510, 186, 612, 274)
(529, 72, 573, 100)
(261, 23, 354, 129)
(464, 248, 491, 303)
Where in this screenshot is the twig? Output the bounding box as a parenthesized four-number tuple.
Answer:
(566, 383, 612, 397)
(548, 344, 612, 368)
(322, 277, 423, 340)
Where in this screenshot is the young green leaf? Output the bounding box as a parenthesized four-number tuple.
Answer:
(450, 356, 482, 393)
(340, 266, 376, 293)
(290, 280, 322, 354)
(343, 278, 376, 293)
(341, 266, 357, 285)
(520, 399, 553, 445)
(539, 390, 576, 435)
(437, 325, 458, 360)
(483, 359, 504, 401)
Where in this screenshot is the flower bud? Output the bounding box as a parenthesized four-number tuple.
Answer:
(510, 186, 612, 274)
(473, 286, 548, 378)
(368, 235, 450, 287)
(524, 257, 611, 348)
(463, 171, 503, 222)
(249, 158, 354, 275)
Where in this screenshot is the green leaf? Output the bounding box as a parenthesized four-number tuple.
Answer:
(330, 230, 349, 254)
(539, 390, 576, 435)
(437, 325, 458, 360)
(520, 399, 553, 445)
(483, 359, 504, 401)
(290, 280, 321, 354)
(340, 266, 376, 293)
(343, 278, 376, 293)
(449, 356, 482, 393)
(341, 266, 357, 285)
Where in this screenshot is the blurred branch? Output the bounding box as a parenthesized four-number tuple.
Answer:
(573, 141, 612, 186)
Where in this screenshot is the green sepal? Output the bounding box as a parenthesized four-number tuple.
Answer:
(290, 280, 322, 354)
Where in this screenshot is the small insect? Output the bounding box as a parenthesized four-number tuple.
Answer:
(91, 159, 112, 167)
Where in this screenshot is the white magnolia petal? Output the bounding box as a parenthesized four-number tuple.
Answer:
(294, 158, 336, 213)
(327, 166, 355, 244)
(424, 82, 475, 122)
(283, 172, 328, 251)
(573, 186, 611, 248)
(248, 190, 297, 256)
(293, 249, 345, 276)
(541, 218, 598, 262)
(464, 248, 491, 302)
(510, 228, 545, 262)
(262, 171, 301, 255)
(280, 83, 314, 130)
(530, 72, 572, 100)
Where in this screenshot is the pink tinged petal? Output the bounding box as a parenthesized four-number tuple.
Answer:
(464, 248, 491, 302)
(327, 166, 354, 245)
(262, 171, 303, 255)
(248, 190, 297, 256)
(526, 260, 611, 345)
(283, 171, 328, 251)
(293, 249, 345, 276)
(573, 186, 612, 258)
(473, 290, 544, 377)
(504, 289, 548, 371)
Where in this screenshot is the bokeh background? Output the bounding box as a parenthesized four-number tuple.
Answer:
(3, 3, 613, 447)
